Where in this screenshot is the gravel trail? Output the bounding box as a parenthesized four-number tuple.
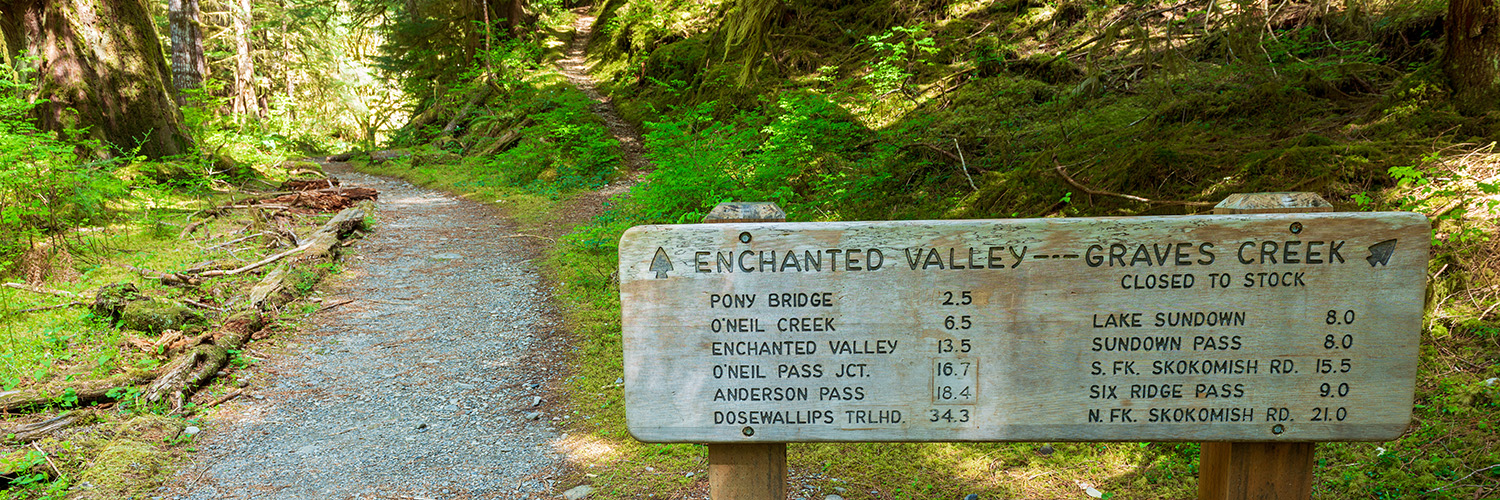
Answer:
(158, 163, 568, 499)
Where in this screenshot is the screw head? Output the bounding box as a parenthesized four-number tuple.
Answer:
(739, 232, 752, 244)
(1272, 424, 1285, 435)
(742, 426, 755, 436)
(1289, 222, 1303, 234)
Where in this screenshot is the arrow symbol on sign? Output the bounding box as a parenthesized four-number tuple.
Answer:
(650, 247, 673, 278)
(1366, 239, 1397, 267)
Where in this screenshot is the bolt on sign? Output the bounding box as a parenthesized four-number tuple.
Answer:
(619, 213, 1428, 443)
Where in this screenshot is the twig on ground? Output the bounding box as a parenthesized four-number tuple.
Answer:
(316, 299, 356, 312)
(1427, 464, 1500, 493)
(1053, 156, 1216, 207)
(2, 283, 78, 298)
(181, 299, 225, 312)
(204, 389, 244, 408)
(179, 218, 210, 239)
(31, 442, 61, 476)
(955, 138, 976, 191)
(9, 301, 85, 315)
(198, 242, 313, 277)
(207, 233, 269, 251)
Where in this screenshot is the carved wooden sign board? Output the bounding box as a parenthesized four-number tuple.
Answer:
(619, 213, 1428, 443)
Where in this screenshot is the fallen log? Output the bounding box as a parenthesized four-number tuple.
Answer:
(247, 206, 369, 310)
(144, 312, 261, 412)
(248, 188, 378, 212)
(0, 371, 155, 414)
(197, 206, 367, 278)
(2, 410, 99, 443)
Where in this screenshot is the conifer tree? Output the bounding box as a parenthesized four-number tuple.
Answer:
(0, 0, 195, 158)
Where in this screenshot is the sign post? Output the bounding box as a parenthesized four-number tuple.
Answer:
(1198, 192, 1333, 500)
(703, 202, 788, 500)
(621, 196, 1426, 498)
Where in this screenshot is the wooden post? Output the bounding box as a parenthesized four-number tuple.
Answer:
(703, 202, 787, 500)
(1199, 192, 1332, 500)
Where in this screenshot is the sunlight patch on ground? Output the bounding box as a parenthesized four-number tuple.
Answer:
(555, 432, 621, 463)
(384, 194, 457, 208)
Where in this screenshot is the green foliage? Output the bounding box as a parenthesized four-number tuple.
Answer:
(0, 74, 126, 263)
(3, 450, 49, 486)
(863, 24, 938, 96)
(491, 90, 619, 192)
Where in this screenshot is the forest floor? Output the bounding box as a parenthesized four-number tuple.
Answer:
(154, 163, 572, 499)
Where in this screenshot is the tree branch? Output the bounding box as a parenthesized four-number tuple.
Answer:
(1053, 156, 1216, 207)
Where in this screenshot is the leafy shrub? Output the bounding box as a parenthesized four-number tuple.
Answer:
(0, 76, 125, 268)
(481, 86, 620, 192)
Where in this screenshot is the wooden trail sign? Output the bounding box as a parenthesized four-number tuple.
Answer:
(620, 212, 1428, 443)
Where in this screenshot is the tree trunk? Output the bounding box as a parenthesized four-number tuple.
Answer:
(233, 0, 258, 119)
(168, 0, 206, 105)
(0, 0, 195, 159)
(1445, 0, 1500, 115)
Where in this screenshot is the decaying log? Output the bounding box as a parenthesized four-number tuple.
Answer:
(299, 207, 367, 261)
(279, 178, 339, 191)
(0, 372, 156, 413)
(143, 312, 261, 412)
(248, 266, 291, 308)
(443, 79, 496, 135)
(198, 206, 367, 279)
(476, 118, 533, 156)
(249, 188, 378, 211)
(3, 410, 98, 443)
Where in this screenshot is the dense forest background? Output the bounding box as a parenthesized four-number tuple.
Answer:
(0, 0, 1496, 497)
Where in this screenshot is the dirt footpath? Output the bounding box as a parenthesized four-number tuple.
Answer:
(157, 163, 569, 499)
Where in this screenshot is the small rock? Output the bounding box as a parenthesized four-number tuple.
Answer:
(644, 466, 655, 472)
(1085, 487, 1103, 498)
(416, 423, 428, 432)
(430, 253, 462, 260)
(184, 426, 200, 436)
(532, 396, 543, 407)
(824, 495, 844, 500)
(965, 495, 979, 500)
(252, 394, 266, 400)
(562, 485, 592, 500)
(524, 412, 541, 420)
(1037, 444, 1054, 456)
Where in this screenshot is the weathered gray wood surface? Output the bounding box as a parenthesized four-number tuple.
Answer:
(620, 213, 1428, 443)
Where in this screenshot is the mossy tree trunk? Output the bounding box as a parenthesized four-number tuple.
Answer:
(232, 0, 260, 119)
(0, 0, 195, 159)
(169, 0, 207, 105)
(1445, 0, 1500, 115)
